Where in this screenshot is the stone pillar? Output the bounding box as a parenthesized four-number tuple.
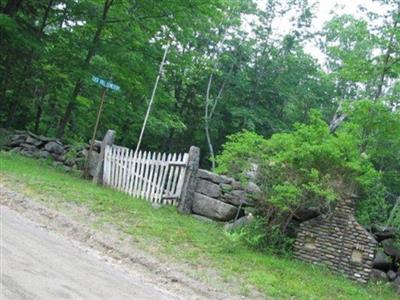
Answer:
(93, 129, 115, 185)
(178, 146, 200, 214)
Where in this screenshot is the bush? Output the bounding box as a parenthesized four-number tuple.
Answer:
(216, 110, 387, 252)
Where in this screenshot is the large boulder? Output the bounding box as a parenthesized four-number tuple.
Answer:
(293, 207, 319, 222)
(224, 214, 254, 231)
(44, 141, 64, 155)
(197, 169, 233, 184)
(370, 269, 388, 283)
(387, 270, 397, 282)
(373, 250, 392, 271)
(192, 192, 237, 221)
(196, 179, 221, 198)
(373, 227, 397, 242)
(381, 239, 400, 257)
(393, 277, 400, 294)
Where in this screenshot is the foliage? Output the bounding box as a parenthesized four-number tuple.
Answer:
(216, 111, 388, 250)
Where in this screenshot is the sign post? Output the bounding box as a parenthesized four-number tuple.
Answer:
(84, 76, 120, 178)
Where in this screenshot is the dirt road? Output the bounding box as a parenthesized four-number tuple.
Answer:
(0, 205, 176, 300)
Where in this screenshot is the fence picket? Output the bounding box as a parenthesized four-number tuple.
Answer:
(104, 145, 189, 205)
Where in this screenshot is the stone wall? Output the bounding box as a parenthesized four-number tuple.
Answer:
(190, 169, 260, 222)
(5, 130, 101, 175)
(294, 199, 377, 283)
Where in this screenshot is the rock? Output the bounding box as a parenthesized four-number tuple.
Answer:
(245, 163, 259, 180)
(192, 192, 237, 221)
(373, 250, 392, 271)
(370, 269, 389, 283)
(20, 150, 34, 157)
(37, 135, 54, 142)
(45, 141, 64, 155)
(53, 154, 65, 162)
(10, 134, 27, 141)
(220, 183, 233, 193)
(374, 227, 397, 242)
(393, 277, 400, 294)
(245, 181, 261, 193)
(381, 239, 400, 257)
(53, 161, 63, 168)
(25, 136, 43, 147)
(20, 143, 37, 152)
(197, 169, 233, 184)
(38, 150, 51, 159)
(222, 190, 246, 206)
(387, 270, 397, 281)
(286, 219, 301, 237)
(231, 181, 242, 189)
(84, 151, 99, 177)
(9, 147, 22, 153)
(293, 207, 319, 222)
(196, 179, 221, 198)
(9, 139, 25, 147)
(192, 214, 216, 223)
(224, 214, 254, 231)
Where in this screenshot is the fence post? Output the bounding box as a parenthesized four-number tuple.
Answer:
(178, 146, 200, 214)
(93, 129, 115, 185)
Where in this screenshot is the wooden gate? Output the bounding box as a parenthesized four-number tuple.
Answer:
(103, 145, 189, 205)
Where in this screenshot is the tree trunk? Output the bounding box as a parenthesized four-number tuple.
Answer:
(2, 0, 23, 17)
(374, 7, 399, 100)
(57, 0, 114, 139)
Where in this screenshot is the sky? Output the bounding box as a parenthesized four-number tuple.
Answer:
(249, 0, 388, 63)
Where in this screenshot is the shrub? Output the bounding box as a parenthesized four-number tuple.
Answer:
(216, 110, 386, 252)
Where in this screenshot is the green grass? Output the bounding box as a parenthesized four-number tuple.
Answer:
(0, 152, 396, 299)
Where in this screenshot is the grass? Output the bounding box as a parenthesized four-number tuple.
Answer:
(0, 151, 396, 299)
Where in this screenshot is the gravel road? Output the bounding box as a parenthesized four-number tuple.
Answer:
(0, 205, 176, 300)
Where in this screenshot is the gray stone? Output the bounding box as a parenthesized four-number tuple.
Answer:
(374, 227, 396, 242)
(178, 146, 200, 214)
(197, 169, 233, 184)
(45, 141, 64, 155)
(10, 134, 27, 141)
(224, 214, 254, 231)
(25, 136, 43, 147)
(52, 161, 63, 167)
(245, 163, 258, 180)
(392, 277, 400, 294)
(20, 150, 34, 157)
(192, 192, 237, 221)
(192, 214, 216, 223)
(87, 151, 99, 177)
(220, 183, 233, 193)
(373, 250, 392, 271)
(387, 270, 397, 281)
(222, 190, 246, 206)
(293, 208, 320, 222)
(9, 147, 22, 153)
(38, 150, 51, 159)
(370, 269, 388, 283)
(20, 143, 37, 152)
(196, 179, 221, 198)
(381, 238, 400, 257)
(9, 139, 25, 147)
(245, 181, 261, 193)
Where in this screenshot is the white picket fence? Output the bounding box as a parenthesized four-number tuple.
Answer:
(103, 145, 189, 205)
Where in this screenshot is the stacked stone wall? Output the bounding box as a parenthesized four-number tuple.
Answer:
(294, 199, 377, 283)
(190, 169, 260, 222)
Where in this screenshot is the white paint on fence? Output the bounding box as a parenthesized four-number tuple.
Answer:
(103, 145, 189, 205)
